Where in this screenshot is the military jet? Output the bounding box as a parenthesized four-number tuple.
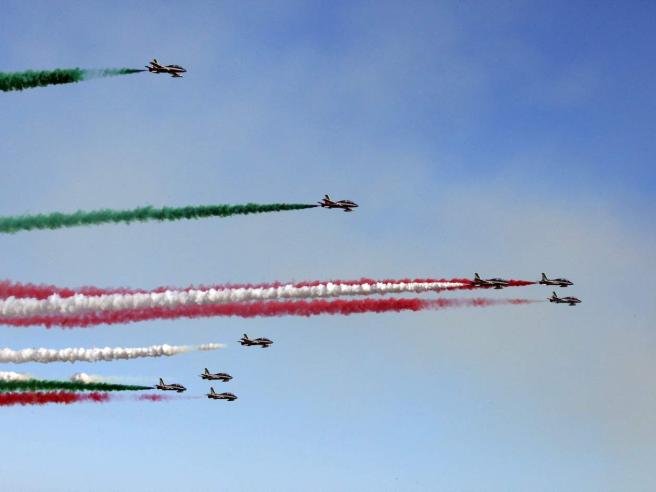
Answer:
(539, 273, 573, 288)
(473, 273, 510, 289)
(239, 333, 273, 348)
(145, 58, 187, 78)
(207, 387, 238, 401)
(549, 291, 581, 306)
(318, 195, 358, 212)
(200, 368, 232, 382)
(155, 378, 186, 392)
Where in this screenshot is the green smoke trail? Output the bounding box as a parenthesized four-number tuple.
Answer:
(0, 68, 143, 92)
(0, 379, 151, 392)
(0, 203, 318, 234)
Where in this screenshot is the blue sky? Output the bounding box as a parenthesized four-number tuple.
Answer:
(1, 1, 655, 491)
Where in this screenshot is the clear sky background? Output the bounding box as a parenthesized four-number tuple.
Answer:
(1, 1, 655, 491)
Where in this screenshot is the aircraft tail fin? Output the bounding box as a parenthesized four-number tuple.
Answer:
(152, 58, 158, 64)
(210, 387, 216, 395)
(159, 378, 164, 385)
(542, 273, 548, 281)
(204, 368, 209, 375)
(474, 273, 481, 280)
(324, 194, 330, 200)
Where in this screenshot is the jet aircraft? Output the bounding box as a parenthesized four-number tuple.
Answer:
(145, 58, 187, 77)
(318, 195, 358, 212)
(155, 378, 186, 392)
(549, 291, 581, 306)
(473, 273, 510, 289)
(207, 387, 238, 401)
(200, 368, 233, 382)
(239, 334, 273, 348)
(539, 273, 573, 288)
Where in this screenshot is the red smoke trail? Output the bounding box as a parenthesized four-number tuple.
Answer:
(137, 394, 171, 402)
(0, 391, 109, 406)
(507, 280, 535, 287)
(1, 278, 472, 299)
(0, 277, 538, 300)
(0, 297, 539, 328)
(0, 280, 122, 300)
(135, 394, 200, 402)
(0, 391, 186, 406)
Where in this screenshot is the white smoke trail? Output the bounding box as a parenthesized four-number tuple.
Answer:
(70, 372, 106, 383)
(0, 281, 466, 317)
(0, 371, 34, 381)
(0, 342, 224, 364)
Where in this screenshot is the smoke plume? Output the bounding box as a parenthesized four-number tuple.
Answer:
(0, 342, 224, 362)
(0, 68, 143, 92)
(0, 379, 151, 392)
(0, 371, 33, 382)
(0, 281, 472, 317)
(0, 298, 538, 328)
(0, 203, 318, 234)
(0, 391, 109, 406)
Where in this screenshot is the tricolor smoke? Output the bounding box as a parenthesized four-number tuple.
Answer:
(0, 202, 318, 234)
(0, 68, 143, 92)
(0, 379, 151, 392)
(0, 277, 469, 300)
(0, 277, 535, 301)
(0, 297, 538, 328)
(0, 278, 538, 317)
(0, 342, 224, 362)
(0, 280, 474, 317)
(0, 391, 109, 407)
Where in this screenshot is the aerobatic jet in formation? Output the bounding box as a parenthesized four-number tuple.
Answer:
(200, 368, 233, 382)
(318, 195, 359, 212)
(145, 58, 187, 77)
(155, 378, 187, 392)
(239, 334, 274, 348)
(473, 273, 510, 289)
(549, 291, 581, 306)
(207, 387, 238, 401)
(538, 273, 573, 288)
